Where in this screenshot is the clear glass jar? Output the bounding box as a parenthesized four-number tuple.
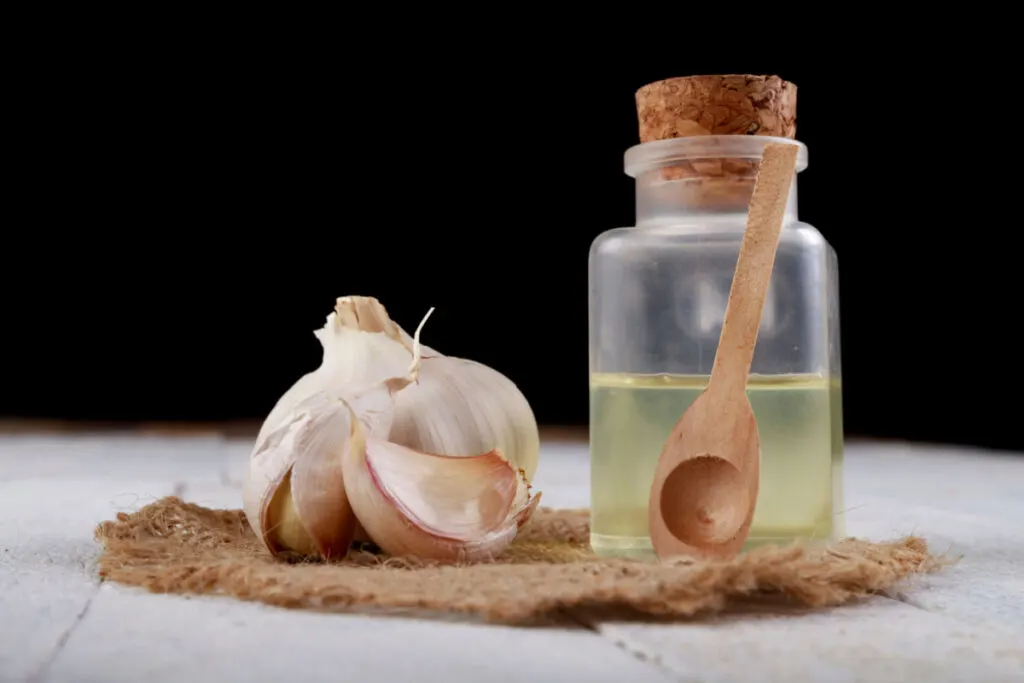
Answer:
(588, 135, 843, 559)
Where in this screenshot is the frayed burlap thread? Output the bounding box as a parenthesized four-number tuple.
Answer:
(94, 497, 949, 624)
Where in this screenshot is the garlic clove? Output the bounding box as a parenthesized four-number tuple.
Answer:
(341, 419, 541, 563)
(283, 398, 358, 559)
(251, 395, 359, 558)
(388, 355, 541, 482)
(243, 407, 308, 553)
(264, 468, 319, 557)
(367, 442, 521, 540)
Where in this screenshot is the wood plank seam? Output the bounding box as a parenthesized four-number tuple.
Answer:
(24, 584, 101, 683)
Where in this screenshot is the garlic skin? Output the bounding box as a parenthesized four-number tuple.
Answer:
(257, 297, 540, 482)
(256, 300, 418, 446)
(242, 299, 543, 564)
(341, 418, 541, 563)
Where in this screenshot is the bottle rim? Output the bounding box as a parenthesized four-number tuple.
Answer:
(624, 135, 808, 178)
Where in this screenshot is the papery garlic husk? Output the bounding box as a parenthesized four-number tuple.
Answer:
(258, 296, 541, 482)
(341, 415, 542, 563)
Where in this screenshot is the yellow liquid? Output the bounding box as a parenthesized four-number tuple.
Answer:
(589, 373, 843, 558)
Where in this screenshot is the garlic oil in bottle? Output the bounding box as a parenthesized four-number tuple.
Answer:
(589, 373, 841, 558)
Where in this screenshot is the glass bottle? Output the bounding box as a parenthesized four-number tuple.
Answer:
(588, 135, 843, 559)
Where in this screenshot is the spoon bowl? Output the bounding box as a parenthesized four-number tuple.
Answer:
(660, 455, 749, 547)
(650, 388, 761, 558)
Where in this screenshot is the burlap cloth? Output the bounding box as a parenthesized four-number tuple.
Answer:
(94, 497, 949, 624)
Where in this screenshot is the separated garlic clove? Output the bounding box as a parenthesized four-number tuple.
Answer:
(248, 394, 359, 558)
(243, 402, 316, 553)
(341, 418, 541, 563)
(275, 398, 357, 559)
(256, 296, 541, 482)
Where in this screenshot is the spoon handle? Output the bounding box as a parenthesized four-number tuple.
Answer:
(708, 143, 800, 397)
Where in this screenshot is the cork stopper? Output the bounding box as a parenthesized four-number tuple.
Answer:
(635, 74, 797, 142)
(633, 75, 798, 210)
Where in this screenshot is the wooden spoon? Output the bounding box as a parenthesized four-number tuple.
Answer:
(648, 142, 800, 561)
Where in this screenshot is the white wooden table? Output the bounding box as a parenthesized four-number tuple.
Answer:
(1, 432, 1022, 683)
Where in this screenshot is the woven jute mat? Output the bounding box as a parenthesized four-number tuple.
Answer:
(94, 497, 949, 624)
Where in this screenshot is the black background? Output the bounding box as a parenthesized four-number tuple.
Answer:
(4, 31, 1017, 451)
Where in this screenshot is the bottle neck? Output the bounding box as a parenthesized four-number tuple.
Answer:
(635, 166, 799, 228)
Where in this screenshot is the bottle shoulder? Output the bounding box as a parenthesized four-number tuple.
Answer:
(590, 221, 832, 261)
(788, 221, 831, 251)
(588, 227, 635, 260)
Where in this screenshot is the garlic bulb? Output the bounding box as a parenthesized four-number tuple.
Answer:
(242, 298, 542, 563)
(258, 296, 540, 481)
